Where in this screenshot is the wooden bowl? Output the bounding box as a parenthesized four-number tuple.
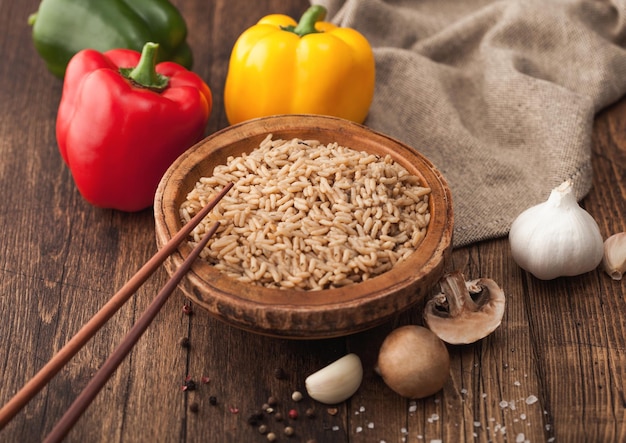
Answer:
(154, 115, 453, 339)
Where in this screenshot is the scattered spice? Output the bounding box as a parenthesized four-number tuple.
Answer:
(182, 303, 193, 315)
(229, 405, 240, 414)
(288, 409, 298, 420)
(209, 396, 217, 405)
(274, 412, 283, 422)
(267, 396, 278, 406)
(181, 376, 197, 392)
(327, 407, 338, 416)
(305, 408, 315, 418)
(247, 411, 264, 426)
(284, 426, 295, 436)
(189, 402, 199, 413)
(274, 368, 287, 380)
(201, 376, 210, 384)
(291, 391, 303, 402)
(266, 432, 277, 441)
(258, 424, 268, 435)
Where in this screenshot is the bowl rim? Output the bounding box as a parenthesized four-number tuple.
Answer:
(154, 114, 453, 338)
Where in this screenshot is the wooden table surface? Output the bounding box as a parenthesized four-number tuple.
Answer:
(1, 0, 625, 442)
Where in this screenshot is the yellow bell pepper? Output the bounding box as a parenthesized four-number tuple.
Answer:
(224, 5, 375, 125)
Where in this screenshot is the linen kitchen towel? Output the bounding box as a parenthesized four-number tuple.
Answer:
(313, 0, 626, 247)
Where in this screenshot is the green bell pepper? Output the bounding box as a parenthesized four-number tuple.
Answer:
(28, 0, 193, 78)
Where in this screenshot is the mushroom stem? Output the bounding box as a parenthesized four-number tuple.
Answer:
(438, 271, 478, 315)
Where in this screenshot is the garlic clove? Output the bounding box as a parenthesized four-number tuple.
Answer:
(305, 353, 363, 404)
(602, 232, 626, 280)
(508, 180, 604, 280)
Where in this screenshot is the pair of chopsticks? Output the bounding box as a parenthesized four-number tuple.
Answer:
(0, 182, 232, 442)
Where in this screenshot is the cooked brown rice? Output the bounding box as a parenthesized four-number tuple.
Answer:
(180, 135, 431, 291)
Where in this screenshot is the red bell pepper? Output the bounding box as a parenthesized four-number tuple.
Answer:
(56, 42, 212, 211)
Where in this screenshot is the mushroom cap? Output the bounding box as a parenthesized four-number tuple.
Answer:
(376, 325, 450, 399)
(423, 272, 506, 345)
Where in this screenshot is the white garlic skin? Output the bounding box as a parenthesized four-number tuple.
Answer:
(509, 181, 604, 280)
(602, 232, 626, 280)
(305, 353, 363, 404)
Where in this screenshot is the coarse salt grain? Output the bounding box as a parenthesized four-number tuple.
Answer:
(368, 422, 375, 429)
(525, 395, 538, 405)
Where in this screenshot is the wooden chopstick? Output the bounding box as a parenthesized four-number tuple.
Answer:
(0, 182, 232, 430)
(44, 220, 221, 443)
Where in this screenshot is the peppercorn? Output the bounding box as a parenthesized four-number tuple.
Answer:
(288, 409, 298, 420)
(267, 432, 277, 441)
(258, 424, 268, 434)
(209, 396, 217, 405)
(274, 412, 283, 422)
(267, 396, 278, 406)
(305, 408, 315, 418)
(247, 411, 264, 426)
(182, 303, 193, 315)
(274, 368, 287, 380)
(283, 426, 295, 437)
(189, 402, 199, 413)
(291, 391, 303, 402)
(182, 379, 197, 392)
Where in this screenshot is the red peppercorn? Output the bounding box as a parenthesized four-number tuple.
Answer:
(288, 409, 298, 419)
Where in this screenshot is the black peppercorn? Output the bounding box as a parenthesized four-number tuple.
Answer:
(183, 379, 197, 391)
(247, 410, 264, 425)
(274, 367, 287, 380)
(209, 396, 217, 405)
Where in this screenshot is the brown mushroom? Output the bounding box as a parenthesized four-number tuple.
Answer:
(423, 270, 505, 345)
(375, 325, 450, 399)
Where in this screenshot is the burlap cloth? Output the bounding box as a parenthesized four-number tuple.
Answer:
(313, 0, 626, 247)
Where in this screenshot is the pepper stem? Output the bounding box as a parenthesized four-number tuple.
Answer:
(281, 5, 327, 37)
(120, 42, 169, 92)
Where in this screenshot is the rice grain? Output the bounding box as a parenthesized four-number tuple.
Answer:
(180, 136, 431, 291)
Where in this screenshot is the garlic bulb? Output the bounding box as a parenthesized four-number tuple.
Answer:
(508, 181, 604, 280)
(602, 232, 626, 280)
